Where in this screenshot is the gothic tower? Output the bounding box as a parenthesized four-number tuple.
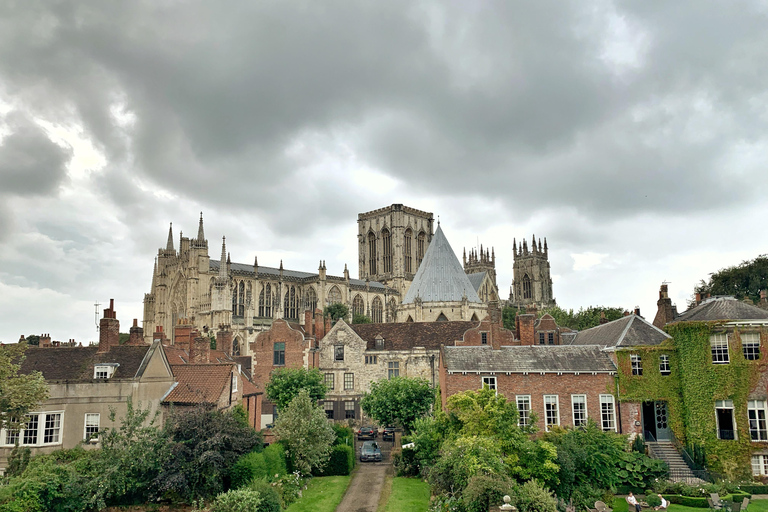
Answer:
(463, 244, 498, 302)
(511, 235, 555, 309)
(357, 204, 434, 297)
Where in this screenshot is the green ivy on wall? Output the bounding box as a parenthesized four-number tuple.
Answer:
(618, 322, 768, 480)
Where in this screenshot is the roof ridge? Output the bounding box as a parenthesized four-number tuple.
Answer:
(616, 315, 636, 346)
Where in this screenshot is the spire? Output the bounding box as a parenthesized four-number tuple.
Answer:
(513, 238, 517, 252)
(166, 223, 174, 252)
(151, 257, 158, 288)
(531, 234, 536, 252)
(254, 255, 258, 268)
(227, 252, 231, 265)
(218, 237, 227, 279)
(197, 212, 205, 241)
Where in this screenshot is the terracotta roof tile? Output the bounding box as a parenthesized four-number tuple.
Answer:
(165, 364, 234, 405)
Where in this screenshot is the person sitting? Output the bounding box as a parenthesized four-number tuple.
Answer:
(627, 492, 642, 512)
(655, 497, 668, 511)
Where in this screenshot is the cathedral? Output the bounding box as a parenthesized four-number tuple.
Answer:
(142, 204, 554, 354)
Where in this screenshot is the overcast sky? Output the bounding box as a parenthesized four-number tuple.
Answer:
(1, 1, 767, 343)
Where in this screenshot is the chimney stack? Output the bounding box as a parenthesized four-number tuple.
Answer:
(189, 331, 211, 363)
(516, 313, 536, 345)
(98, 299, 120, 352)
(653, 283, 676, 329)
(217, 325, 233, 356)
(599, 311, 608, 324)
(128, 319, 145, 345)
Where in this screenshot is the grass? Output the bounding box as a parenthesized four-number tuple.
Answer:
(383, 477, 431, 512)
(612, 497, 768, 512)
(285, 475, 352, 512)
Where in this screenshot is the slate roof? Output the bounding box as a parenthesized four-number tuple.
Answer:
(209, 260, 387, 290)
(19, 345, 153, 382)
(164, 364, 234, 405)
(569, 314, 670, 348)
(402, 225, 482, 304)
(670, 296, 768, 323)
(443, 345, 617, 373)
(466, 272, 487, 293)
(349, 321, 476, 351)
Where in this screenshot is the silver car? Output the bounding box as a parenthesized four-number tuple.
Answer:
(360, 441, 382, 462)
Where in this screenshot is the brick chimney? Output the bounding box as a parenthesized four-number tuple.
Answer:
(174, 320, 193, 351)
(516, 313, 536, 345)
(314, 308, 325, 341)
(634, 307, 641, 317)
(305, 309, 314, 337)
(599, 311, 608, 324)
(98, 299, 119, 353)
(40, 333, 52, 347)
(127, 319, 145, 345)
(217, 325, 233, 355)
(153, 325, 169, 345)
(189, 332, 211, 363)
(653, 284, 676, 329)
(695, 292, 702, 306)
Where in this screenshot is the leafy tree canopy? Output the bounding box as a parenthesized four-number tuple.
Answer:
(694, 254, 768, 304)
(324, 303, 349, 322)
(0, 341, 49, 432)
(273, 389, 335, 476)
(265, 367, 326, 410)
(502, 305, 625, 331)
(361, 377, 434, 432)
(352, 313, 371, 324)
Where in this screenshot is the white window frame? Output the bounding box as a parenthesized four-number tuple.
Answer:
(630, 354, 643, 376)
(571, 394, 587, 427)
(324, 372, 334, 390)
(659, 354, 671, 375)
(715, 399, 737, 440)
(388, 361, 400, 379)
(231, 372, 238, 393)
(544, 395, 559, 431)
(743, 332, 761, 361)
(482, 376, 497, 393)
(753, 454, 768, 476)
(84, 413, 100, 442)
(516, 395, 531, 427)
(344, 373, 354, 391)
(749, 400, 768, 442)
(94, 364, 117, 379)
(1, 412, 65, 447)
(600, 394, 617, 431)
(344, 400, 355, 419)
(710, 333, 730, 364)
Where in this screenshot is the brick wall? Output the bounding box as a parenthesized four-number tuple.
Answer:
(250, 319, 310, 390)
(460, 318, 517, 349)
(98, 299, 119, 353)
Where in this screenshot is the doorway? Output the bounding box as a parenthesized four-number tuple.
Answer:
(643, 401, 671, 441)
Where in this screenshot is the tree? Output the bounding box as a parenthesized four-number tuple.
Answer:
(694, 254, 768, 304)
(0, 341, 48, 433)
(325, 303, 349, 322)
(352, 313, 371, 324)
(273, 389, 335, 476)
(265, 367, 326, 410)
(361, 377, 434, 432)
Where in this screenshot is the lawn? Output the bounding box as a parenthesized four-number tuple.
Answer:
(612, 497, 768, 512)
(383, 477, 431, 512)
(285, 475, 352, 512)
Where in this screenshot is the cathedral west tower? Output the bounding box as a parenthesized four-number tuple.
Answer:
(511, 235, 555, 309)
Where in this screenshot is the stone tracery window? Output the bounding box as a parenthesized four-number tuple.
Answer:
(368, 231, 377, 275)
(232, 280, 245, 316)
(417, 231, 426, 267)
(328, 286, 342, 305)
(371, 296, 383, 323)
(259, 283, 274, 317)
(352, 294, 365, 317)
(305, 287, 318, 313)
(283, 285, 300, 320)
(522, 274, 532, 300)
(404, 228, 413, 273)
(382, 228, 392, 274)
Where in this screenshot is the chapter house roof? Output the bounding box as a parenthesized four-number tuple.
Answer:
(402, 225, 482, 304)
(350, 321, 476, 350)
(443, 345, 617, 373)
(670, 296, 768, 324)
(569, 314, 670, 348)
(466, 272, 487, 293)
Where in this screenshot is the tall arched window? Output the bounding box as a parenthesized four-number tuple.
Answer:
(233, 337, 241, 356)
(368, 231, 377, 275)
(305, 287, 318, 313)
(352, 295, 365, 316)
(417, 231, 426, 267)
(238, 281, 245, 316)
(522, 274, 532, 300)
(258, 287, 265, 317)
(284, 285, 299, 320)
(404, 228, 413, 273)
(328, 286, 342, 305)
(371, 296, 383, 323)
(259, 283, 274, 317)
(232, 282, 238, 314)
(382, 228, 392, 274)
(389, 298, 397, 323)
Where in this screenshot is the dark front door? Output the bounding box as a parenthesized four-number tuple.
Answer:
(654, 401, 671, 441)
(642, 401, 657, 440)
(717, 408, 735, 440)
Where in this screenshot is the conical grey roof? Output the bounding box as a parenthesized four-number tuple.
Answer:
(402, 225, 482, 304)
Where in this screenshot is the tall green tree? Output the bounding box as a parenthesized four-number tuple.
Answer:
(694, 254, 768, 304)
(0, 341, 48, 432)
(361, 377, 434, 432)
(325, 303, 349, 322)
(265, 367, 326, 410)
(273, 389, 335, 476)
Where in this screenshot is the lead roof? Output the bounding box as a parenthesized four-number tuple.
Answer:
(670, 296, 768, 323)
(569, 314, 670, 348)
(443, 345, 617, 373)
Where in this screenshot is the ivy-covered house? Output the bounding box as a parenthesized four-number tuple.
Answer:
(618, 291, 768, 480)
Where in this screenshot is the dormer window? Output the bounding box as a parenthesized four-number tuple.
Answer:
(94, 364, 118, 379)
(375, 337, 384, 350)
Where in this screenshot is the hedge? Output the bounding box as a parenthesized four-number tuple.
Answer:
(315, 445, 355, 476)
(738, 485, 768, 494)
(263, 443, 288, 479)
(230, 444, 288, 488)
(661, 492, 751, 509)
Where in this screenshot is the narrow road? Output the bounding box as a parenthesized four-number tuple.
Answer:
(335, 437, 394, 512)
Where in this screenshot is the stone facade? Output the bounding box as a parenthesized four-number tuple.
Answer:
(511, 236, 555, 309)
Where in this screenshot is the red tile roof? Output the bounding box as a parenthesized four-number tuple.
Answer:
(164, 364, 234, 405)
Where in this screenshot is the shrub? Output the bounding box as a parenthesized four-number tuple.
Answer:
(248, 479, 282, 512)
(570, 484, 611, 512)
(315, 445, 355, 476)
(210, 488, 263, 512)
(5, 446, 32, 477)
(393, 447, 420, 477)
(263, 443, 288, 479)
(661, 494, 708, 508)
(231, 451, 268, 488)
(510, 480, 558, 512)
(738, 484, 768, 494)
(332, 424, 354, 446)
(273, 472, 306, 508)
(646, 494, 662, 508)
(463, 474, 514, 512)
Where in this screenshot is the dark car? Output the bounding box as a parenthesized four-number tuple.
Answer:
(357, 426, 377, 440)
(360, 441, 382, 462)
(382, 426, 396, 441)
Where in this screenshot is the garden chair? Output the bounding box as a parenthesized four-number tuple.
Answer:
(595, 501, 613, 512)
(711, 494, 724, 508)
(742, 498, 749, 512)
(708, 498, 723, 511)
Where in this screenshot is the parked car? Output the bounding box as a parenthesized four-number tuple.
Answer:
(360, 441, 382, 462)
(357, 426, 377, 440)
(382, 426, 396, 441)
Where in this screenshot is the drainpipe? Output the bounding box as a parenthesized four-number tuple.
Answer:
(615, 373, 623, 434)
(430, 354, 436, 388)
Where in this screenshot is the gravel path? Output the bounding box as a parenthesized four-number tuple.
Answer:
(335, 438, 394, 512)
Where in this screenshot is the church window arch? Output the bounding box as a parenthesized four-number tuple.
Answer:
(404, 228, 413, 273)
(382, 228, 392, 274)
(388, 298, 397, 323)
(417, 231, 426, 267)
(238, 281, 245, 316)
(436, 312, 449, 322)
(406, 315, 414, 323)
(368, 231, 377, 275)
(471, 313, 479, 322)
(328, 286, 342, 305)
(259, 283, 274, 317)
(284, 285, 300, 320)
(305, 287, 318, 313)
(522, 274, 532, 300)
(233, 337, 241, 356)
(371, 296, 383, 323)
(352, 294, 365, 317)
